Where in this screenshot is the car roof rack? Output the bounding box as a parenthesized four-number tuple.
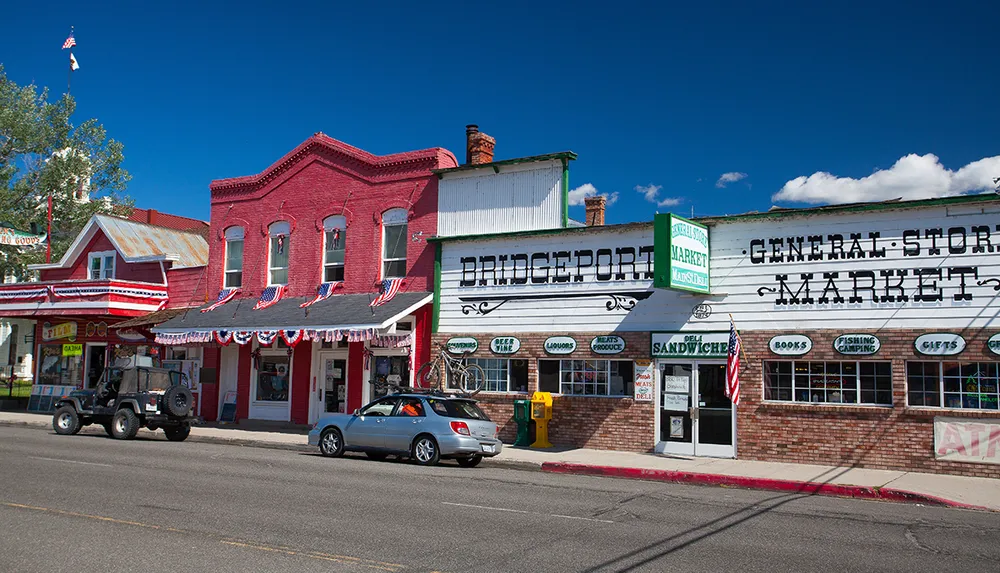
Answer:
(387, 386, 476, 399)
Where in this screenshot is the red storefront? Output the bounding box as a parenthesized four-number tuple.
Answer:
(153, 133, 458, 425)
(0, 211, 209, 411)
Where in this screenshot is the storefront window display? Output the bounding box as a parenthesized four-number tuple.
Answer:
(462, 358, 528, 393)
(36, 344, 84, 388)
(764, 361, 892, 405)
(538, 360, 634, 396)
(372, 355, 409, 399)
(907, 362, 1000, 410)
(256, 355, 290, 402)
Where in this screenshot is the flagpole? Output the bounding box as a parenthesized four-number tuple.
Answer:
(728, 313, 751, 365)
(46, 194, 52, 263)
(65, 26, 74, 94)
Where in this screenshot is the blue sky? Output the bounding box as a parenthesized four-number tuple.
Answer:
(2, 1, 998, 225)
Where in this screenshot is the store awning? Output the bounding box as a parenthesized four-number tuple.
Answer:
(151, 292, 432, 345)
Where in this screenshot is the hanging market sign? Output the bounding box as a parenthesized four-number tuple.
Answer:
(653, 213, 710, 294)
(42, 322, 77, 341)
(543, 336, 577, 355)
(61, 343, 83, 357)
(834, 334, 881, 355)
(446, 337, 478, 354)
(591, 335, 626, 355)
(651, 332, 728, 358)
(489, 336, 520, 354)
(0, 225, 46, 246)
(988, 334, 1000, 356)
(915, 333, 966, 356)
(768, 334, 812, 356)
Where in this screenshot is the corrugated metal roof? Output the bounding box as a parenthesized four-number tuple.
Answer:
(96, 215, 208, 268)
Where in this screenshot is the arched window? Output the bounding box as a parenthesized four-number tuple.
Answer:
(381, 209, 408, 278)
(322, 215, 347, 283)
(268, 221, 290, 285)
(223, 226, 244, 288)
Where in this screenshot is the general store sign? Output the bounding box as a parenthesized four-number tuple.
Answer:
(654, 213, 710, 294)
(42, 322, 77, 341)
(934, 418, 1000, 465)
(633, 359, 654, 402)
(651, 332, 728, 358)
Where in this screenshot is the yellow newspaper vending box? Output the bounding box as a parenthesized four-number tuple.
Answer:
(530, 391, 553, 448)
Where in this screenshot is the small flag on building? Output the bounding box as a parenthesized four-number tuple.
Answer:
(369, 278, 403, 307)
(254, 285, 287, 310)
(726, 318, 741, 405)
(69, 52, 80, 71)
(300, 281, 342, 308)
(62, 31, 76, 49)
(201, 288, 239, 313)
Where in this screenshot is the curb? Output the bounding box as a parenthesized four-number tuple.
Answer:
(540, 462, 992, 511)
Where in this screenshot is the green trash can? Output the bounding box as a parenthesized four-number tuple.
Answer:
(513, 399, 531, 446)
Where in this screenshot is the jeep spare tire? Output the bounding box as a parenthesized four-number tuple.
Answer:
(164, 385, 193, 417)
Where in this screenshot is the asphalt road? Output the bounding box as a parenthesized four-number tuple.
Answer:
(1, 426, 998, 573)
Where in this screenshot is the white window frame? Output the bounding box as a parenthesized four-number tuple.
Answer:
(322, 215, 347, 283)
(88, 250, 116, 280)
(762, 360, 893, 406)
(223, 226, 244, 289)
(380, 208, 408, 279)
(267, 221, 291, 286)
(905, 360, 1000, 411)
(538, 359, 634, 397)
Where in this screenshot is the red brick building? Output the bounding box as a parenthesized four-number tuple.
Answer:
(154, 133, 458, 424)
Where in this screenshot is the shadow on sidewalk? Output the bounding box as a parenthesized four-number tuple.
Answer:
(199, 420, 311, 435)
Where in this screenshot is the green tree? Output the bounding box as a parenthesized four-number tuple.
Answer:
(0, 65, 132, 281)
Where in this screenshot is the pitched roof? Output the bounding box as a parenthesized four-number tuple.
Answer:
(209, 133, 459, 193)
(28, 214, 209, 271)
(127, 208, 209, 237)
(152, 292, 432, 332)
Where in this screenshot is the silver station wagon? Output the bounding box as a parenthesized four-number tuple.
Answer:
(308, 392, 502, 467)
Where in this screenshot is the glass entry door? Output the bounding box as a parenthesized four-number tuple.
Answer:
(323, 356, 347, 414)
(656, 360, 735, 458)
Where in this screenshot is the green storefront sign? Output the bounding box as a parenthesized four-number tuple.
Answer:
(653, 213, 710, 294)
(651, 332, 729, 358)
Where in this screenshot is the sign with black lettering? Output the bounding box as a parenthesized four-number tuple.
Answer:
(768, 334, 812, 356)
(915, 333, 966, 356)
(590, 335, 626, 355)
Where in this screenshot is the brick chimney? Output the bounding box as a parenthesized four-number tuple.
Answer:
(146, 209, 157, 225)
(584, 196, 606, 226)
(466, 124, 496, 165)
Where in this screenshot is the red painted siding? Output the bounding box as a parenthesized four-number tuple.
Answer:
(236, 344, 252, 421)
(41, 229, 183, 287)
(166, 266, 208, 308)
(347, 341, 365, 413)
(290, 341, 312, 424)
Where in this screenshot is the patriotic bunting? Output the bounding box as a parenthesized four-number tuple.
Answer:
(370, 278, 403, 307)
(280, 330, 304, 347)
(256, 330, 279, 346)
(154, 331, 213, 345)
(299, 281, 342, 308)
(370, 333, 412, 348)
(233, 331, 255, 345)
(215, 330, 233, 346)
(0, 287, 49, 301)
(254, 285, 287, 310)
(202, 288, 239, 313)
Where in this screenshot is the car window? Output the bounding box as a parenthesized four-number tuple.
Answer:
(426, 399, 490, 421)
(106, 369, 124, 390)
(395, 398, 425, 417)
(361, 398, 398, 417)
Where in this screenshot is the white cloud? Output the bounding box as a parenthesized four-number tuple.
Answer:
(635, 183, 682, 208)
(772, 154, 1000, 205)
(567, 183, 618, 206)
(715, 172, 748, 188)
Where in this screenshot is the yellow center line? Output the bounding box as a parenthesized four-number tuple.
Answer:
(3, 501, 408, 571)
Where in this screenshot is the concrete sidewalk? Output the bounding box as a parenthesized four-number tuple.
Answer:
(2, 411, 996, 511)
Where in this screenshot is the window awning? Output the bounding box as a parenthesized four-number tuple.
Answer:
(151, 292, 432, 344)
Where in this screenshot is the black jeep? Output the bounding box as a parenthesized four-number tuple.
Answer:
(52, 365, 196, 441)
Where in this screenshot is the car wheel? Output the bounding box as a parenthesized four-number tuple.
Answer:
(365, 451, 388, 461)
(163, 385, 193, 417)
(319, 428, 344, 458)
(111, 408, 140, 440)
(52, 406, 81, 435)
(411, 434, 440, 466)
(456, 455, 483, 468)
(164, 425, 191, 442)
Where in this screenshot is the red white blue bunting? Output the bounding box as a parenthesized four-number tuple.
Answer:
(280, 329, 304, 347)
(233, 331, 255, 345)
(255, 330, 279, 346)
(214, 330, 234, 346)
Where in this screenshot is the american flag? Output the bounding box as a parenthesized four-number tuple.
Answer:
(299, 281, 342, 308)
(369, 278, 403, 307)
(726, 319, 741, 405)
(62, 33, 76, 49)
(253, 285, 287, 310)
(201, 288, 239, 313)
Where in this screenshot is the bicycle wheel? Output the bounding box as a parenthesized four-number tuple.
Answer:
(415, 362, 441, 389)
(371, 377, 389, 396)
(459, 364, 487, 396)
